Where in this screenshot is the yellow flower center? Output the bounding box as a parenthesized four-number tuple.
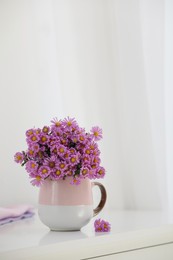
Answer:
(59, 147, 64, 153)
(29, 150, 34, 155)
(43, 127, 49, 133)
(93, 158, 98, 163)
(41, 136, 47, 142)
(94, 131, 99, 136)
(86, 149, 90, 155)
(49, 162, 55, 168)
(36, 176, 41, 181)
(67, 121, 72, 126)
(27, 130, 33, 136)
(31, 136, 37, 141)
(31, 163, 36, 168)
(55, 170, 61, 176)
(55, 122, 61, 127)
(82, 169, 87, 175)
(71, 157, 76, 163)
(36, 129, 41, 134)
(99, 170, 103, 175)
(42, 168, 48, 174)
(60, 163, 65, 169)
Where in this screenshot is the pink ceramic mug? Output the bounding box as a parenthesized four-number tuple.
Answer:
(38, 177, 107, 231)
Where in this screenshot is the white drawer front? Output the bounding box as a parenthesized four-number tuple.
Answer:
(92, 243, 173, 260)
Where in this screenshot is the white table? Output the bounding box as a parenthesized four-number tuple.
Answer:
(1, 210, 173, 259)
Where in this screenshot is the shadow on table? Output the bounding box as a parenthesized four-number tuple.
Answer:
(39, 229, 90, 246)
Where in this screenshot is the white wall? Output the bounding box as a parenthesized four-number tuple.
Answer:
(0, 0, 172, 210)
(165, 0, 173, 212)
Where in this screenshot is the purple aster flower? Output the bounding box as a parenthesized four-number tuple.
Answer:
(27, 144, 40, 158)
(88, 142, 97, 149)
(26, 129, 34, 137)
(69, 154, 79, 166)
(27, 147, 35, 158)
(80, 166, 90, 178)
(43, 156, 58, 170)
(51, 168, 65, 180)
(38, 166, 50, 178)
(30, 175, 43, 187)
(57, 144, 66, 156)
(93, 148, 101, 156)
(28, 134, 39, 144)
(50, 145, 58, 155)
(58, 161, 68, 171)
(88, 169, 97, 179)
(78, 133, 87, 143)
(76, 143, 86, 152)
(71, 135, 78, 144)
(51, 117, 62, 129)
(82, 154, 91, 165)
(35, 128, 41, 135)
(39, 134, 49, 144)
(69, 148, 76, 154)
(70, 178, 81, 185)
(94, 219, 111, 232)
(90, 126, 102, 141)
(62, 117, 78, 130)
(42, 126, 50, 134)
(36, 149, 45, 160)
(96, 166, 106, 179)
(14, 152, 24, 164)
(25, 160, 38, 173)
(92, 156, 101, 166)
(49, 135, 59, 145)
(66, 168, 74, 177)
(60, 136, 68, 146)
(31, 143, 40, 152)
(63, 150, 71, 162)
(52, 128, 63, 139)
(84, 146, 92, 156)
(89, 142, 100, 156)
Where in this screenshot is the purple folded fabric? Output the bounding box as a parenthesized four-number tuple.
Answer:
(0, 205, 35, 226)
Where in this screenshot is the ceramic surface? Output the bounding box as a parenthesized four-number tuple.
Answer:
(38, 177, 106, 231)
(38, 205, 93, 231)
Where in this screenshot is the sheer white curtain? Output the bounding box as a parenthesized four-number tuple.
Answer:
(0, 0, 172, 210)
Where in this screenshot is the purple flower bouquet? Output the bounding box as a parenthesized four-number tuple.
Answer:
(14, 117, 106, 187)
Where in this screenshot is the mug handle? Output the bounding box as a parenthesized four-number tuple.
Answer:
(92, 182, 107, 217)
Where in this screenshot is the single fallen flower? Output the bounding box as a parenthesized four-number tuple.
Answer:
(94, 218, 111, 232)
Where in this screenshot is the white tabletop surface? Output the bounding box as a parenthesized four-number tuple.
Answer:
(1, 209, 173, 259)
